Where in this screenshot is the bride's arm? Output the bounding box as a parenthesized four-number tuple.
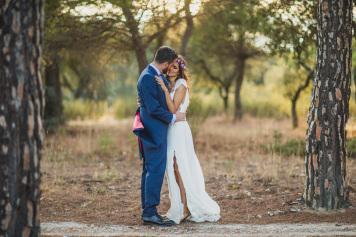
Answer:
(155, 77, 187, 113)
(171, 86, 187, 113)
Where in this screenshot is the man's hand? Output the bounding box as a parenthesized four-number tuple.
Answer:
(137, 96, 142, 107)
(175, 112, 186, 122)
(155, 76, 169, 93)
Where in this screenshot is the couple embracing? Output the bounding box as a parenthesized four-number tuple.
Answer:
(133, 46, 220, 226)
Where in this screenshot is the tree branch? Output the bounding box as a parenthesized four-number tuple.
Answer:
(197, 59, 225, 86)
(292, 68, 314, 102)
(143, 8, 185, 47)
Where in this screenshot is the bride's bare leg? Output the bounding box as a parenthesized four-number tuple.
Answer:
(173, 156, 190, 217)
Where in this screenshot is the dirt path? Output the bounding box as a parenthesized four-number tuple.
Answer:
(40, 117, 356, 226)
(41, 221, 356, 236)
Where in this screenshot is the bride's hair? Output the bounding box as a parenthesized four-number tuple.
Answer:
(176, 55, 191, 88)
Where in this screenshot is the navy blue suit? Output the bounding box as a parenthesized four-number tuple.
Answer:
(134, 65, 173, 217)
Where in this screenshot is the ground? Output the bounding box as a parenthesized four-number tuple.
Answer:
(41, 222, 356, 236)
(40, 115, 356, 232)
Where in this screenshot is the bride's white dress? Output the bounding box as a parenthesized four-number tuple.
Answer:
(165, 78, 220, 224)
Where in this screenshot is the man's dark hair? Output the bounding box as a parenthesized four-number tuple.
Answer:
(154, 46, 178, 64)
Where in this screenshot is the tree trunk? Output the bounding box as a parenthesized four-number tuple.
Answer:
(133, 42, 148, 73)
(291, 69, 314, 128)
(304, 0, 352, 210)
(219, 87, 229, 112)
(122, 4, 148, 73)
(44, 56, 63, 129)
(353, 66, 356, 102)
(0, 0, 44, 235)
(291, 98, 298, 128)
(234, 57, 245, 120)
(180, 0, 193, 57)
(223, 95, 229, 112)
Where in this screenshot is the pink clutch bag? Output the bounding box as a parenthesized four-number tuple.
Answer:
(132, 109, 144, 132)
(132, 108, 144, 160)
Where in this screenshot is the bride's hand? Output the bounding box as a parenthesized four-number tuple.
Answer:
(155, 76, 169, 93)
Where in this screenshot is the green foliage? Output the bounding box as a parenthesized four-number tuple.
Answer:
(187, 96, 217, 138)
(239, 57, 314, 119)
(61, 54, 118, 101)
(278, 139, 305, 157)
(244, 101, 289, 119)
(261, 130, 305, 157)
(262, 0, 316, 126)
(63, 100, 108, 120)
(264, 0, 317, 59)
(113, 98, 137, 119)
(190, 0, 270, 112)
(272, 130, 282, 145)
(282, 60, 313, 99)
(44, 116, 65, 133)
(97, 132, 115, 156)
(347, 137, 356, 159)
(261, 132, 356, 159)
(43, 0, 355, 126)
(350, 100, 356, 117)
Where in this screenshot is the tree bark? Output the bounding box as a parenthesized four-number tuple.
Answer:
(44, 56, 63, 129)
(223, 92, 229, 112)
(304, 0, 352, 210)
(291, 99, 298, 129)
(180, 0, 193, 57)
(218, 87, 229, 112)
(234, 57, 246, 120)
(0, 0, 44, 235)
(353, 66, 356, 102)
(121, 4, 148, 73)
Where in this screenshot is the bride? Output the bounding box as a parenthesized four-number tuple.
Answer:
(155, 56, 220, 224)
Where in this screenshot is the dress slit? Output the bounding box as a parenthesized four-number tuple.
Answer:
(172, 154, 190, 216)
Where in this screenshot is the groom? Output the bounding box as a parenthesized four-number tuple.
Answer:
(134, 46, 186, 226)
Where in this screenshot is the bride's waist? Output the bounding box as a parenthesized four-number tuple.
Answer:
(169, 120, 189, 127)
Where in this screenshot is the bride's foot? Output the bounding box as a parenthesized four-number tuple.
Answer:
(181, 208, 191, 222)
(181, 213, 191, 222)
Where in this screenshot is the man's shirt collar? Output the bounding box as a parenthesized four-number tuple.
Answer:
(150, 63, 162, 75)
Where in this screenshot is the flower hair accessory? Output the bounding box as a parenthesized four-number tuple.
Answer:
(176, 57, 186, 70)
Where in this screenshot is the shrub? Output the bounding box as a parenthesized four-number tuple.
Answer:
(96, 132, 115, 156)
(347, 137, 356, 159)
(261, 130, 305, 157)
(276, 139, 305, 157)
(187, 96, 215, 138)
(63, 99, 108, 120)
(244, 101, 289, 119)
(113, 98, 137, 119)
(349, 100, 356, 117)
(262, 132, 356, 158)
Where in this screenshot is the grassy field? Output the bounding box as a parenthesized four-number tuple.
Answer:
(40, 114, 356, 225)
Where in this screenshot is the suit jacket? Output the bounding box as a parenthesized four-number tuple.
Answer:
(133, 65, 173, 152)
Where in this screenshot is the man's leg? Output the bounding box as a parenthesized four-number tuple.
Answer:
(142, 149, 167, 217)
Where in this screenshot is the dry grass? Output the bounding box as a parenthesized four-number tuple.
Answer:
(40, 115, 356, 225)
